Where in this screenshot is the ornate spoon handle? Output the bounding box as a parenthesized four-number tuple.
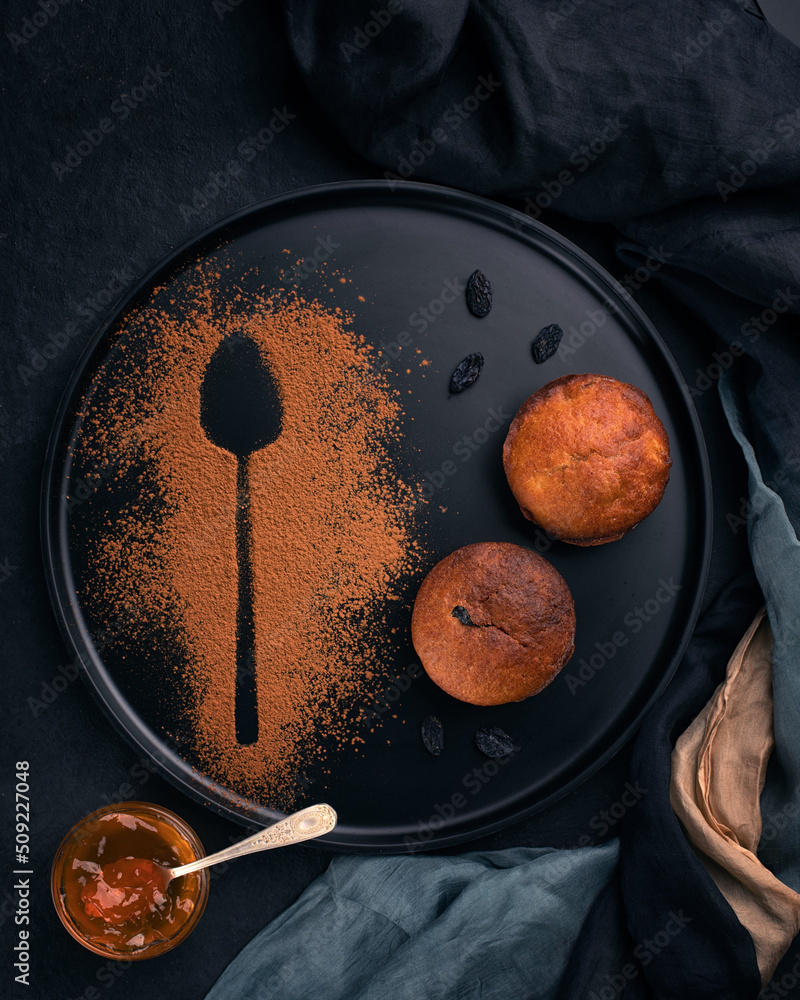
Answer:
(169, 804, 337, 879)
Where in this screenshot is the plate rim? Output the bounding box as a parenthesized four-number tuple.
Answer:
(40, 178, 713, 852)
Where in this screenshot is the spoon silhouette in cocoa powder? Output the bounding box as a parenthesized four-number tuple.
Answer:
(200, 335, 283, 744)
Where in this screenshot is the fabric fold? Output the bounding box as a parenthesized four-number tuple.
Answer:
(613, 573, 764, 1000)
(284, 0, 800, 221)
(670, 610, 800, 983)
(205, 843, 619, 1000)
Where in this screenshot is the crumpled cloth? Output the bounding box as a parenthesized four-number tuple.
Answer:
(204, 843, 618, 1000)
(671, 610, 800, 984)
(284, 0, 800, 225)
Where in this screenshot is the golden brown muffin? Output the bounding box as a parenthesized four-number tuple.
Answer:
(411, 542, 575, 706)
(503, 374, 671, 546)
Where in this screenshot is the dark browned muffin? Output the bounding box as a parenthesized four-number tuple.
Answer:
(411, 542, 575, 706)
(503, 373, 671, 546)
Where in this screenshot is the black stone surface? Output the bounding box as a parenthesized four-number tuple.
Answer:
(3, 2, 796, 998)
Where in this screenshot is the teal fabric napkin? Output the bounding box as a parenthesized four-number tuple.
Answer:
(721, 371, 800, 894)
(205, 842, 619, 999)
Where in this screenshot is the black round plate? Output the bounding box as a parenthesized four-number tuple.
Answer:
(42, 181, 711, 852)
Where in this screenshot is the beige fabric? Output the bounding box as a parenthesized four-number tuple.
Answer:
(670, 609, 800, 984)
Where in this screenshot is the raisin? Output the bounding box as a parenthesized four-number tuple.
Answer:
(421, 715, 444, 756)
(531, 323, 563, 364)
(466, 269, 493, 317)
(474, 726, 517, 759)
(451, 605, 477, 626)
(449, 352, 484, 393)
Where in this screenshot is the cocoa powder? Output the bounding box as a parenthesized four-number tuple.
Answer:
(72, 261, 424, 811)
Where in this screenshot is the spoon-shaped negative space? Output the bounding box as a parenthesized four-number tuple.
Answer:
(200, 335, 284, 457)
(199, 335, 284, 744)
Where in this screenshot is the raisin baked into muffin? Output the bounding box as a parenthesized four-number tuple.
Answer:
(411, 542, 575, 706)
(503, 373, 671, 546)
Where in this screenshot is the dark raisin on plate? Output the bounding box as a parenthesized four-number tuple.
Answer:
(451, 605, 477, 626)
(466, 269, 493, 318)
(532, 323, 563, 363)
(421, 715, 444, 756)
(449, 352, 484, 393)
(474, 726, 517, 759)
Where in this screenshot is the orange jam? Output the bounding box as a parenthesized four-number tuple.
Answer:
(52, 803, 208, 959)
(79, 856, 171, 924)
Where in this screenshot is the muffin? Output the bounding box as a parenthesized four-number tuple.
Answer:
(411, 542, 575, 706)
(503, 374, 671, 546)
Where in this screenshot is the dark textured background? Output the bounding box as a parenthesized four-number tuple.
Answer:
(2, 3, 799, 999)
